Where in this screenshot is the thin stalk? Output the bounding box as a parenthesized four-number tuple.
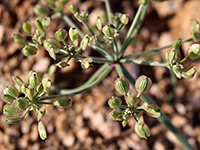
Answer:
(116, 64, 194, 150)
(120, 59, 167, 67)
(180, 56, 189, 63)
(122, 38, 193, 59)
(104, 0, 113, 24)
(39, 65, 113, 100)
(75, 54, 114, 63)
(113, 38, 119, 60)
(22, 105, 31, 118)
(37, 101, 54, 105)
(119, 5, 145, 57)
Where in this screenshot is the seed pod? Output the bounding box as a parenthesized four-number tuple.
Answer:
(3, 104, 19, 117)
(34, 5, 49, 16)
(181, 66, 197, 79)
(38, 121, 47, 140)
(12, 34, 27, 47)
(166, 49, 179, 66)
(172, 64, 183, 79)
(69, 27, 78, 41)
(3, 86, 19, 98)
(22, 22, 32, 35)
(37, 83, 44, 94)
(56, 0, 68, 7)
(21, 84, 27, 95)
(55, 28, 68, 41)
(56, 61, 69, 68)
(139, 0, 149, 5)
(13, 98, 29, 111)
(187, 44, 200, 60)
(42, 78, 52, 93)
(54, 96, 72, 108)
(12, 76, 24, 87)
(37, 105, 46, 121)
(2, 94, 16, 103)
(80, 57, 93, 69)
(29, 71, 39, 88)
(26, 85, 34, 100)
(108, 96, 122, 109)
(35, 19, 44, 33)
(43, 38, 61, 53)
(191, 20, 200, 33)
(120, 14, 129, 25)
(5, 117, 23, 124)
(80, 35, 89, 50)
(48, 65, 57, 75)
(135, 75, 152, 95)
(69, 4, 77, 14)
(114, 77, 129, 95)
(109, 110, 123, 121)
(134, 116, 150, 139)
(96, 16, 102, 30)
(41, 17, 51, 30)
(172, 38, 182, 50)
(141, 102, 160, 118)
(125, 95, 139, 107)
(102, 24, 115, 38)
(22, 45, 37, 56)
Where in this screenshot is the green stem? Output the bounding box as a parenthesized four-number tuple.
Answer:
(104, 0, 113, 24)
(120, 59, 167, 67)
(39, 64, 113, 100)
(119, 5, 145, 57)
(37, 101, 54, 105)
(22, 105, 31, 118)
(122, 38, 193, 59)
(75, 54, 114, 63)
(113, 38, 119, 60)
(180, 56, 189, 63)
(116, 64, 194, 150)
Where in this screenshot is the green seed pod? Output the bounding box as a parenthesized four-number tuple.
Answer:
(187, 44, 200, 60)
(172, 38, 182, 50)
(125, 95, 139, 107)
(172, 64, 183, 79)
(13, 98, 29, 111)
(69, 27, 78, 41)
(56, 0, 68, 7)
(55, 28, 68, 41)
(56, 61, 69, 68)
(42, 78, 52, 93)
(41, 17, 51, 30)
(181, 66, 197, 79)
(122, 119, 128, 127)
(38, 121, 47, 140)
(141, 102, 160, 118)
(29, 71, 39, 88)
(108, 96, 122, 109)
(37, 83, 44, 94)
(5, 117, 23, 124)
(114, 77, 129, 95)
(35, 19, 44, 33)
(80, 57, 93, 69)
(22, 22, 32, 35)
(12, 76, 24, 87)
(109, 110, 123, 121)
(135, 116, 150, 139)
(37, 105, 46, 121)
(135, 75, 152, 95)
(12, 34, 27, 47)
(22, 45, 37, 56)
(26, 85, 34, 100)
(166, 49, 178, 66)
(102, 24, 115, 38)
(120, 14, 129, 25)
(139, 0, 149, 5)
(96, 16, 102, 30)
(80, 35, 89, 50)
(69, 4, 77, 14)
(34, 5, 49, 16)
(3, 104, 19, 117)
(43, 38, 61, 53)
(54, 96, 72, 108)
(3, 86, 19, 98)
(21, 84, 27, 95)
(48, 65, 57, 75)
(191, 20, 200, 33)
(2, 94, 16, 103)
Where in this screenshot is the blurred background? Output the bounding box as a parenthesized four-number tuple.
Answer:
(0, 0, 200, 149)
